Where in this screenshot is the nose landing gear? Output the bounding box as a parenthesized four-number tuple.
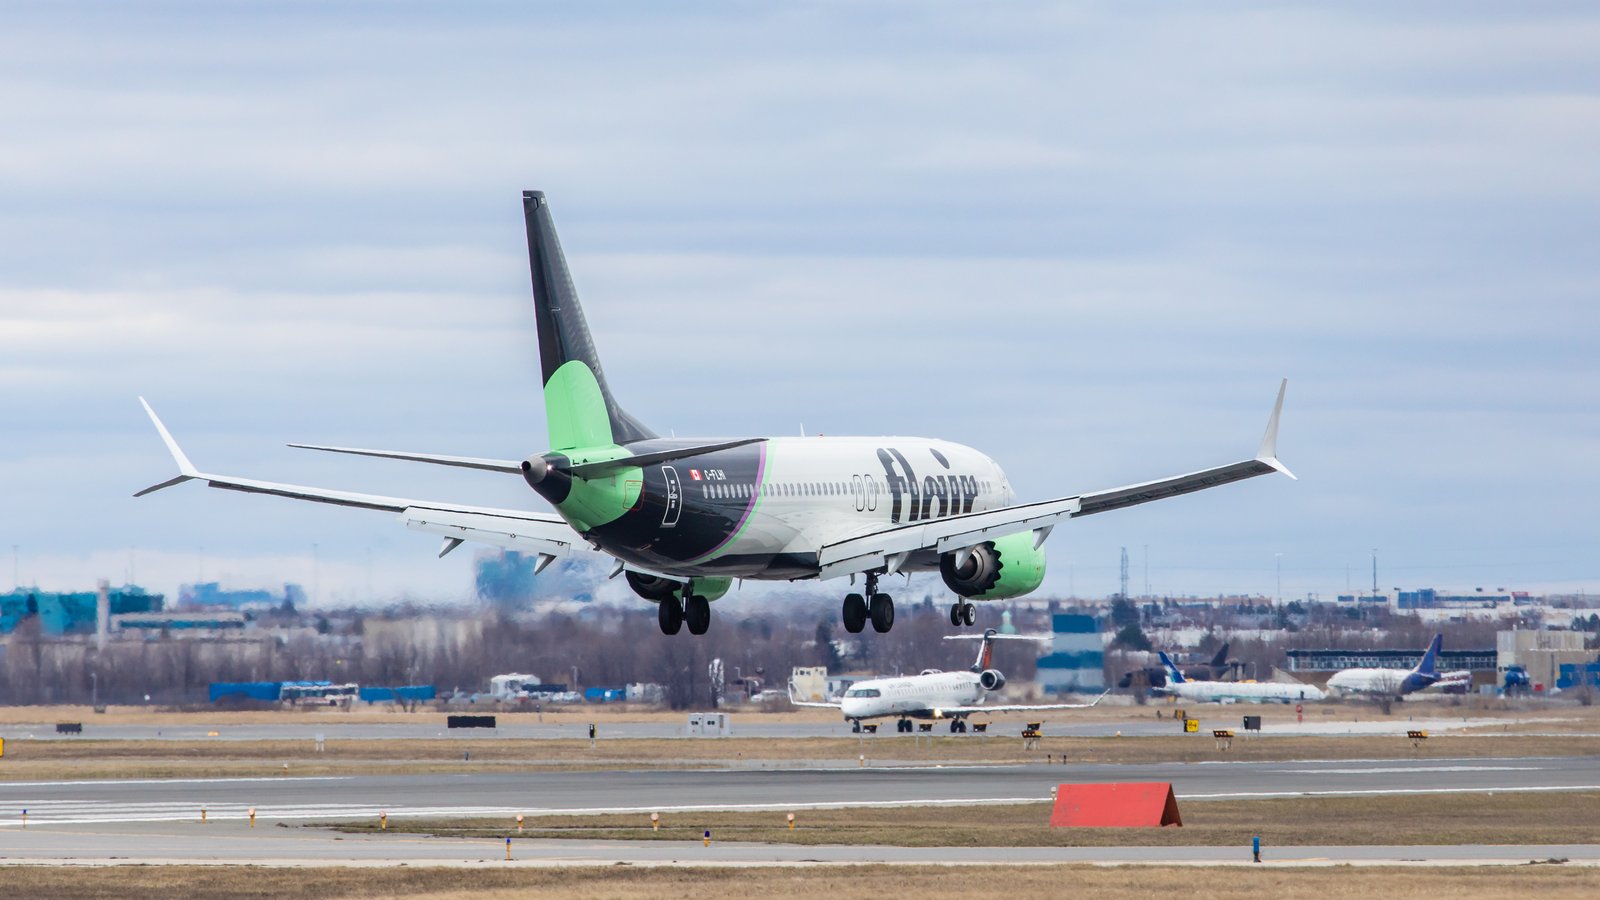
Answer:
(842, 573, 895, 634)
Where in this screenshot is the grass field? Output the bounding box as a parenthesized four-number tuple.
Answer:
(2, 864, 1596, 899)
(338, 790, 1600, 848)
(0, 731, 1595, 782)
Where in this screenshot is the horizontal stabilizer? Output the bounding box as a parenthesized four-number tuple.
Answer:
(289, 444, 522, 474)
(567, 438, 767, 478)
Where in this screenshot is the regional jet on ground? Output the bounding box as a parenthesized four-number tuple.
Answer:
(788, 629, 1107, 732)
(1156, 651, 1325, 704)
(1325, 634, 1444, 704)
(137, 191, 1294, 636)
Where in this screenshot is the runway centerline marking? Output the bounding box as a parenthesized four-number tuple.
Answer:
(1181, 785, 1600, 800)
(1278, 766, 1544, 775)
(0, 776, 351, 789)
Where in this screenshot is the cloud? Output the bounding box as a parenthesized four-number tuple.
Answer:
(0, 3, 1596, 604)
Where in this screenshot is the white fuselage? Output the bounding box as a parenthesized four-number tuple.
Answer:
(669, 436, 1013, 576)
(838, 670, 986, 721)
(1163, 680, 1325, 704)
(1326, 668, 1426, 697)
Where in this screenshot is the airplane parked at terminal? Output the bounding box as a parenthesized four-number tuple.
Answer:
(788, 628, 1107, 732)
(137, 191, 1294, 637)
(1325, 634, 1444, 701)
(1155, 651, 1325, 704)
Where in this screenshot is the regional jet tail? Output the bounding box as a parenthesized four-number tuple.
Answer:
(1155, 651, 1325, 704)
(1326, 633, 1444, 701)
(789, 629, 1108, 733)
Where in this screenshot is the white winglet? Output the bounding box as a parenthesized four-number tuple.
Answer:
(1254, 379, 1296, 480)
(134, 398, 202, 496)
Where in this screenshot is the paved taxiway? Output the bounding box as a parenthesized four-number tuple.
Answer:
(1, 756, 1595, 827)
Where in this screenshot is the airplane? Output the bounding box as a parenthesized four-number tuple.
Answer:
(1119, 641, 1232, 689)
(136, 190, 1294, 637)
(1155, 651, 1325, 704)
(788, 628, 1108, 732)
(1325, 633, 1444, 701)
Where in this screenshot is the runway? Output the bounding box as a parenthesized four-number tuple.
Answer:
(2, 823, 1598, 868)
(1, 756, 1595, 827)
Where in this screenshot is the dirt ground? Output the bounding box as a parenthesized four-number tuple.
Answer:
(2, 864, 1596, 900)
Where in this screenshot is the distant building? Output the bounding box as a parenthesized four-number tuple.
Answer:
(1498, 629, 1593, 691)
(1286, 647, 1496, 672)
(0, 586, 162, 636)
(179, 582, 304, 610)
(1036, 613, 1105, 694)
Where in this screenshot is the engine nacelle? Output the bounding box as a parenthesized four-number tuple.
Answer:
(939, 531, 1047, 600)
(624, 571, 680, 602)
(624, 572, 732, 603)
(979, 669, 1006, 691)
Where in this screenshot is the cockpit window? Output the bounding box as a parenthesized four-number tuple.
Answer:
(844, 688, 881, 698)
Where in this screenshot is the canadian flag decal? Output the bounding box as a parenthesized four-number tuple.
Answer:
(689, 469, 702, 480)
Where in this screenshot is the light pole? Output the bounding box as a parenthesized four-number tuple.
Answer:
(1275, 553, 1283, 605)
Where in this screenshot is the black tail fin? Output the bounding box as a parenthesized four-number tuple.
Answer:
(1209, 642, 1230, 669)
(522, 191, 656, 446)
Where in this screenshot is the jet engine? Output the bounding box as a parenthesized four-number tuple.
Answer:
(625, 571, 680, 602)
(979, 669, 1006, 691)
(625, 571, 733, 603)
(939, 532, 1047, 600)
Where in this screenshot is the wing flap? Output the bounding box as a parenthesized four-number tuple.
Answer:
(402, 507, 578, 558)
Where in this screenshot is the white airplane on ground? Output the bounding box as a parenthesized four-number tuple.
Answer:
(1155, 651, 1325, 704)
(137, 190, 1293, 637)
(1325, 634, 1444, 701)
(789, 628, 1107, 732)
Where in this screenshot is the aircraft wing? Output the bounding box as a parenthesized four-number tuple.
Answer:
(134, 399, 580, 562)
(941, 690, 1110, 715)
(818, 381, 1292, 580)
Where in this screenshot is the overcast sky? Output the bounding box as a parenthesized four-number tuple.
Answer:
(2, 3, 1596, 607)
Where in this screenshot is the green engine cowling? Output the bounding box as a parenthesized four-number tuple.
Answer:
(938, 531, 1047, 600)
(687, 576, 731, 602)
(624, 571, 731, 603)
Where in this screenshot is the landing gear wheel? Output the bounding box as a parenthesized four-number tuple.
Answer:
(870, 593, 895, 633)
(897, 719, 912, 733)
(842, 593, 868, 634)
(685, 594, 711, 635)
(961, 603, 976, 627)
(949, 603, 962, 627)
(658, 598, 683, 635)
(851, 721, 862, 734)
(949, 719, 961, 733)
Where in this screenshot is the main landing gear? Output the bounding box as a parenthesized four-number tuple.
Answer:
(842, 573, 894, 634)
(658, 593, 711, 636)
(948, 601, 976, 628)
